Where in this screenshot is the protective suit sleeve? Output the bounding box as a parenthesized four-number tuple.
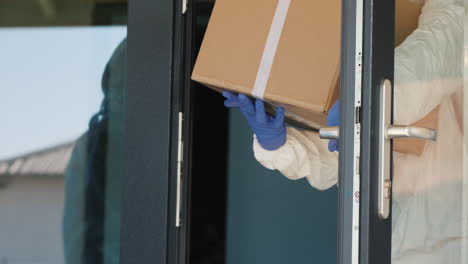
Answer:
(394, 0, 463, 125)
(253, 127, 338, 190)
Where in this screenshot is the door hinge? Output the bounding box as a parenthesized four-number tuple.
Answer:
(182, 0, 188, 14)
(176, 112, 184, 227)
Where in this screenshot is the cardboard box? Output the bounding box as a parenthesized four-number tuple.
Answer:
(393, 106, 439, 155)
(193, 0, 432, 154)
(395, 0, 422, 47)
(192, 0, 341, 129)
(192, 0, 423, 129)
(393, 89, 463, 156)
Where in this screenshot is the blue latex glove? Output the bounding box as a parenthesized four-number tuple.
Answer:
(327, 101, 340, 152)
(222, 91, 286, 151)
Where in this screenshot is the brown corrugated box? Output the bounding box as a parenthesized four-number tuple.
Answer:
(193, 0, 433, 155)
(393, 106, 440, 155)
(192, 0, 341, 129)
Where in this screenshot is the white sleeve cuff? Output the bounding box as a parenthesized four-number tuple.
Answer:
(253, 132, 303, 179)
(252, 127, 338, 190)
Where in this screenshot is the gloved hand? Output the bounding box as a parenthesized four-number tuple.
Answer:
(327, 101, 340, 152)
(222, 91, 286, 151)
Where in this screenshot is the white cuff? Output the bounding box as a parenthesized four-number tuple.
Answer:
(253, 133, 299, 178)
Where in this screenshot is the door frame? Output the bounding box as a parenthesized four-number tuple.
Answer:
(120, 0, 185, 263)
(337, 0, 363, 263)
(359, 0, 395, 264)
(338, 0, 395, 263)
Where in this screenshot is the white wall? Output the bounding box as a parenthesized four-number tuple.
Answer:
(0, 176, 65, 264)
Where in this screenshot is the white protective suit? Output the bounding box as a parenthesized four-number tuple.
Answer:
(253, 0, 467, 263)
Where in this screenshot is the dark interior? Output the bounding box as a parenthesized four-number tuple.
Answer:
(188, 1, 228, 263)
(185, 1, 338, 264)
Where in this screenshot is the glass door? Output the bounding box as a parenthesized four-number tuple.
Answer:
(390, 0, 466, 263)
(358, 0, 467, 264)
(0, 2, 127, 264)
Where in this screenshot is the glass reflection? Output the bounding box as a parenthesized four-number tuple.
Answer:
(63, 38, 126, 264)
(392, 0, 466, 263)
(0, 2, 126, 263)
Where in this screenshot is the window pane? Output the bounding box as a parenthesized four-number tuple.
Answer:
(392, 0, 466, 263)
(0, 2, 127, 264)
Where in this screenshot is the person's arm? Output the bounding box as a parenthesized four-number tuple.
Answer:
(223, 91, 338, 190)
(253, 127, 338, 190)
(394, 0, 463, 125)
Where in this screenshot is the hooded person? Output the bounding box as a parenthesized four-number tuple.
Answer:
(224, 0, 466, 263)
(62, 37, 126, 264)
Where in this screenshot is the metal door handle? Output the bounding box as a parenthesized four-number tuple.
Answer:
(318, 80, 437, 220)
(319, 125, 436, 141)
(386, 125, 436, 140)
(319, 126, 339, 139)
(378, 80, 436, 219)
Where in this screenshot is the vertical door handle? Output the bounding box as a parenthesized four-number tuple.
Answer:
(318, 80, 436, 219)
(376, 79, 436, 219)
